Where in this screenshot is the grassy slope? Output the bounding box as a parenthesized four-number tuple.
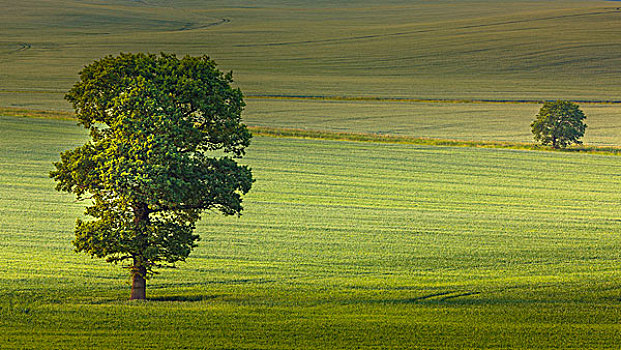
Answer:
(2, 115, 621, 349)
(2, 0, 620, 100)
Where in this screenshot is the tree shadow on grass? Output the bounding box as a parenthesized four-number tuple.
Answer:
(151, 278, 274, 289)
(149, 294, 222, 302)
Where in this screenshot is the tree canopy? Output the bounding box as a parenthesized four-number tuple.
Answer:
(51, 53, 253, 300)
(531, 100, 587, 149)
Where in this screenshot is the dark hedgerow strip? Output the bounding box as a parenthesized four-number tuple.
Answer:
(0, 107, 75, 120)
(245, 94, 621, 105)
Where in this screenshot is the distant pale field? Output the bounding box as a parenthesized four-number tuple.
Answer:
(245, 98, 621, 145)
(2, 116, 621, 349)
(1, 0, 620, 103)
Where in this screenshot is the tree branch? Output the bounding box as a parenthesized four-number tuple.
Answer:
(149, 202, 214, 214)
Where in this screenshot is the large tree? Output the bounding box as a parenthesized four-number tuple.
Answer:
(531, 100, 587, 149)
(51, 53, 253, 300)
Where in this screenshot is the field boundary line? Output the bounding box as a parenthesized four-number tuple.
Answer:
(246, 95, 621, 105)
(249, 126, 621, 155)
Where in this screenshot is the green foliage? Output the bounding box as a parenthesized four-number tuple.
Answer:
(50, 53, 253, 278)
(531, 101, 587, 149)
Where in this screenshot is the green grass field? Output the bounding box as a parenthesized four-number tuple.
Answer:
(2, 115, 621, 349)
(2, 0, 621, 348)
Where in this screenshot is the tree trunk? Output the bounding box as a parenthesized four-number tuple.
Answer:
(130, 265, 147, 300)
(130, 203, 149, 301)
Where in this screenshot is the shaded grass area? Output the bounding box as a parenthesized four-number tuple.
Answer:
(1, 116, 621, 348)
(2, 296, 620, 349)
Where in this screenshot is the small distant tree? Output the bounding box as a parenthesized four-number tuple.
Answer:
(531, 100, 587, 149)
(51, 53, 253, 300)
